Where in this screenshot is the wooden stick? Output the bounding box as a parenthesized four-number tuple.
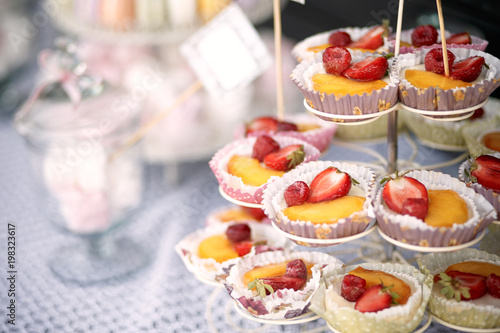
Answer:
(273, 0, 285, 121)
(394, 0, 405, 57)
(436, 0, 449, 76)
(108, 80, 203, 163)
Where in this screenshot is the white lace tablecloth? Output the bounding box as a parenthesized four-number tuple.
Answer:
(0, 112, 488, 333)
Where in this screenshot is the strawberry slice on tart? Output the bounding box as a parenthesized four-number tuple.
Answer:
(307, 167, 356, 203)
(354, 282, 399, 313)
(263, 144, 305, 171)
(381, 173, 429, 218)
(468, 154, 500, 192)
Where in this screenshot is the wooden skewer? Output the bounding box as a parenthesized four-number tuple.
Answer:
(394, 0, 405, 57)
(108, 80, 203, 163)
(273, 0, 285, 121)
(436, 0, 449, 76)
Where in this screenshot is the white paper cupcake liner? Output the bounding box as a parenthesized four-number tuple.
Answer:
(209, 135, 321, 204)
(394, 48, 500, 111)
(175, 222, 293, 285)
(389, 29, 488, 55)
(291, 26, 390, 62)
(461, 113, 500, 156)
(374, 170, 497, 247)
(417, 249, 500, 329)
(262, 161, 376, 242)
(402, 98, 500, 150)
(233, 113, 337, 153)
(458, 153, 500, 216)
(224, 250, 343, 320)
(309, 262, 432, 333)
(291, 52, 399, 120)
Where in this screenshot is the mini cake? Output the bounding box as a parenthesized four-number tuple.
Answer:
(209, 135, 321, 204)
(205, 205, 270, 226)
(291, 50, 398, 121)
(389, 25, 488, 55)
(292, 25, 390, 62)
(373, 169, 496, 247)
(224, 250, 343, 320)
(175, 222, 291, 285)
(395, 48, 500, 112)
(309, 262, 432, 333)
(402, 99, 498, 151)
(418, 248, 500, 329)
(262, 160, 376, 244)
(461, 109, 500, 156)
(233, 113, 337, 153)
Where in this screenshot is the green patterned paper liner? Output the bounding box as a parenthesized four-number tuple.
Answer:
(309, 262, 433, 333)
(461, 116, 500, 156)
(417, 249, 500, 329)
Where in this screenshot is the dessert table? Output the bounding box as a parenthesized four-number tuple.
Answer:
(1, 104, 491, 332)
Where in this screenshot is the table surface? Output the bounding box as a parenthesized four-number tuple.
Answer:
(2, 104, 495, 333)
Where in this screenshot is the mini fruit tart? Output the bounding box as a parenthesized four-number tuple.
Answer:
(233, 113, 337, 153)
(292, 24, 390, 62)
(418, 248, 500, 329)
(291, 49, 398, 121)
(262, 160, 376, 244)
(209, 135, 320, 204)
(461, 108, 500, 156)
(394, 47, 500, 112)
(175, 221, 291, 285)
(224, 250, 343, 320)
(205, 205, 270, 226)
(374, 169, 496, 247)
(309, 262, 432, 333)
(389, 25, 488, 54)
(459, 153, 500, 216)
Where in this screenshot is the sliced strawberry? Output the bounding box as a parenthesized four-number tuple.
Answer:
(343, 56, 388, 81)
(354, 283, 397, 313)
(246, 117, 278, 134)
(469, 107, 485, 120)
(307, 167, 353, 203)
(341, 274, 367, 302)
(328, 31, 352, 47)
(486, 273, 500, 299)
(285, 259, 308, 280)
(226, 223, 251, 244)
(447, 32, 472, 45)
(284, 181, 310, 206)
(276, 120, 298, 132)
(252, 135, 280, 162)
(349, 25, 387, 50)
(450, 56, 485, 82)
(382, 175, 428, 215)
(256, 276, 306, 293)
(400, 197, 428, 220)
(424, 48, 456, 75)
(234, 241, 253, 257)
(323, 46, 352, 75)
(470, 155, 500, 192)
(411, 25, 438, 47)
(438, 271, 487, 301)
(241, 206, 266, 221)
(263, 144, 305, 171)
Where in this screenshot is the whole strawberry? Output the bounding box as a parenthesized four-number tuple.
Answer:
(486, 273, 500, 299)
(263, 144, 305, 171)
(400, 198, 428, 220)
(450, 56, 485, 82)
(343, 56, 388, 81)
(469, 155, 500, 192)
(328, 31, 352, 47)
(381, 173, 428, 218)
(252, 135, 280, 162)
(276, 121, 298, 132)
(411, 25, 438, 47)
(307, 167, 355, 203)
(226, 223, 251, 244)
(285, 259, 308, 280)
(323, 46, 352, 75)
(246, 117, 278, 134)
(341, 274, 367, 302)
(284, 181, 310, 206)
(424, 48, 456, 75)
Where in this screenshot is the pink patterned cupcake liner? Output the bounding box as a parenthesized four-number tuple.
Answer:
(209, 135, 321, 204)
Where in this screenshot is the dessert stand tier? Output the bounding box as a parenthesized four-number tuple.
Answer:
(218, 186, 263, 209)
(233, 301, 320, 325)
(431, 315, 500, 333)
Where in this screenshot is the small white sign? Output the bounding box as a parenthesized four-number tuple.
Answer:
(180, 3, 272, 98)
